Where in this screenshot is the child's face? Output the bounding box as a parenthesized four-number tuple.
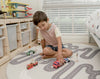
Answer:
(37, 21, 49, 31)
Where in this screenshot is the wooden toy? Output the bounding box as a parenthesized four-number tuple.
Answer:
(0, 10, 6, 14)
(8, 2, 29, 17)
(26, 7, 32, 11)
(0, 0, 12, 18)
(26, 50, 35, 56)
(0, 0, 32, 18)
(27, 61, 38, 70)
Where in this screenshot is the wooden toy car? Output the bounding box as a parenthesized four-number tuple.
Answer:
(53, 58, 70, 69)
(26, 50, 35, 56)
(27, 61, 38, 70)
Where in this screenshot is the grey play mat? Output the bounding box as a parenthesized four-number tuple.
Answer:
(7, 43, 100, 79)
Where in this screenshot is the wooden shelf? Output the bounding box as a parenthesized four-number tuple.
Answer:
(0, 18, 36, 66)
(8, 9, 26, 12)
(8, 2, 29, 6)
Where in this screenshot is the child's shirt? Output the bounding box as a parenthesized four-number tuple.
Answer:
(38, 23, 61, 47)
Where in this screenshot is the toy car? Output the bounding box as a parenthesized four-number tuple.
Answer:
(53, 58, 70, 69)
(53, 60, 66, 69)
(27, 61, 38, 70)
(26, 50, 35, 56)
(64, 58, 70, 62)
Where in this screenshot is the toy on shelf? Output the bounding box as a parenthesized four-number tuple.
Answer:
(0, 0, 12, 18)
(27, 60, 38, 70)
(26, 7, 32, 11)
(0, 10, 7, 18)
(8, 2, 31, 17)
(0, 0, 32, 18)
(25, 13, 32, 17)
(1, 0, 9, 12)
(26, 50, 35, 56)
(53, 58, 70, 69)
(0, 10, 7, 15)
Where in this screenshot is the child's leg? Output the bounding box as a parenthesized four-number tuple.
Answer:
(40, 47, 57, 59)
(62, 48, 73, 58)
(41, 47, 73, 59)
(42, 47, 57, 56)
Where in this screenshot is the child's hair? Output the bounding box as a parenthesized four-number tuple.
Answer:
(33, 11, 48, 25)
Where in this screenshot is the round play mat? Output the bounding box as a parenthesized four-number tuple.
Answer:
(7, 43, 100, 79)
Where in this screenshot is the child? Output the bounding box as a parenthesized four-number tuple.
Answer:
(33, 11, 73, 64)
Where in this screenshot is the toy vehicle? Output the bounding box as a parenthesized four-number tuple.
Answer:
(64, 58, 70, 62)
(26, 7, 32, 11)
(53, 58, 70, 69)
(26, 50, 35, 56)
(27, 61, 38, 70)
(53, 60, 66, 69)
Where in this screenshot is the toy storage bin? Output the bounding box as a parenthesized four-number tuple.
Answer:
(20, 22, 28, 30)
(30, 22, 36, 41)
(21, 30, 30, 45)
(7, 23, 18, 51)
(0, 25, 5, 57)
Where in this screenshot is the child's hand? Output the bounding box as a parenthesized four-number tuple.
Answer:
(40, 52, 44, 56)
(57, 54, 64, 65)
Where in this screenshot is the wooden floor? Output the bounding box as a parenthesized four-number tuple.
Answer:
(0, 42, 98, 79)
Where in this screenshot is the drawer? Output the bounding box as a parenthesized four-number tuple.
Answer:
(20, 22, 28, 30)
(30, 22, 36, 40)
(21, 30, 30, 45)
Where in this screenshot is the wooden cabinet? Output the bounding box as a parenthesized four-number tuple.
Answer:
(0, 18, 36, 66)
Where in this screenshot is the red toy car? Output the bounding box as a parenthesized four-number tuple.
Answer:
(53, 58, 70, 69)
(53, 60, 66, 69)
(27, 61, 38, 70)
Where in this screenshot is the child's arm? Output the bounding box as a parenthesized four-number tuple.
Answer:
(56, 37, 65, 64)
(41, 39, 45, 49)
(38, 30, 45, 49)
(55, 27, 64, 64)
(36, 27, 39, 43)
